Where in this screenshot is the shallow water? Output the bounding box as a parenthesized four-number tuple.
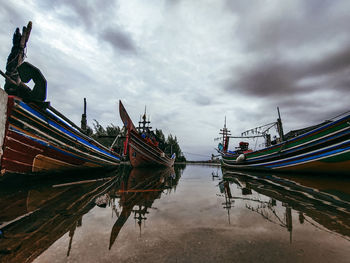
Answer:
(1, 164, 349, 262)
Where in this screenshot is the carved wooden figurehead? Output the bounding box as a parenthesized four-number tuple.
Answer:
(2, 22, 47, 103)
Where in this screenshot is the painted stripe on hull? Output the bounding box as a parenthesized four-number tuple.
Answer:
(222, 150, 350, 174)
(129, 131, 175, 167)
(15, 102, 120, 161)
(223, 140, 350, 168)
(245, 116, 350, 159)
(222, 114, 350, 175)
(246, 128, 350, 163)
(3, 128, 119, 173)
(1, 97, 120, 175)
(129, 143, 173, 167)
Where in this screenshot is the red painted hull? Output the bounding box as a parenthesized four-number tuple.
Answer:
(129, 130, 175, 167)
(119, 101, 175, 168)
(0, 91, 121, 177)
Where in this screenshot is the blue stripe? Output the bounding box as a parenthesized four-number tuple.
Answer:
(246, 128, 350, 163)
(264, 145, 350, 168)
(289, 114, 350, 142)
(245, 114, 350, 155)
(11, 126, 117, 165)
(10, 126, 49, 147)
(18, 101, 120, 161)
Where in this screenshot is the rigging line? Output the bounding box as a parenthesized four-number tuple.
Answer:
(328, 110, 350, 121)
(242, 121, 277, 134)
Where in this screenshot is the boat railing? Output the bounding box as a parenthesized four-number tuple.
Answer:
(326, 110, 350, 122)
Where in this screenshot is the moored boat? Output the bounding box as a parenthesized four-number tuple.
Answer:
(119, 100, 175, 167)
(0, 22, 121, 178)
(219, 109, 350, 175)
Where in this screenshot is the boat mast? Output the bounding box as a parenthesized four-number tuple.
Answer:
(138, 106, 152, 133)
(277, 107, 285, 142)
(81, 98, 87, 132)
(219, 116, 231, 152)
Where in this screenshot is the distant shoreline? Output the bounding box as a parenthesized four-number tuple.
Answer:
(120, 161, 221, 166)
(175, 162, 220, 166)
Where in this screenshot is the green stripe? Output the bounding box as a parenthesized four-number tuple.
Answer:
(246, 121, 348, 159)
(320, 151, 350, 163)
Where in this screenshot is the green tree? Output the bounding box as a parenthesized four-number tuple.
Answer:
(91, 120, 122, 148)
(164, 134, 186, 162)
(91, 123, 186, 162)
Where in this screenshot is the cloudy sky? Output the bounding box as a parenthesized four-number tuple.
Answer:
(1, 0, 349, 160)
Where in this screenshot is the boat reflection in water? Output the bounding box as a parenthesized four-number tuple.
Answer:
(108, 167, 180, 249)
(0, 166, 182, 263)
(219, 169, 350, 242)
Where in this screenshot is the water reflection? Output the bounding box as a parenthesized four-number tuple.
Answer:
(219, 169, 350, 242)
(0, 166, 183, 263)
(109, 167, 180, 249)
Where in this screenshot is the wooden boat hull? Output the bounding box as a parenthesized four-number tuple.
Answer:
(119, 101, 175, 168)
(129, 130, 175, 167)
(0, 90, 120, 177)
(221, 114, 350, 175)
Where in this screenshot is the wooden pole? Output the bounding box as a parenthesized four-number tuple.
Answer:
(81, 98, 87, 131)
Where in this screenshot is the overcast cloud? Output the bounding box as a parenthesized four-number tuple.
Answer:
(1, 0, 349, 160)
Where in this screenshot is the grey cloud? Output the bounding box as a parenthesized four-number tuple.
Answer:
(165, 0, 182, 7)
(225, 42, 350, 98)
(37, 0, 138, 54)
(0, 3, 27, 30)
(224, 0, 254, 15)
(193, 94, 212, 106)
(302, 0, 337, 16)
(100, 28, 137, 53)
(226, 60, 299, 97)
(38, 0, 114, 29)
(229, 0, 350, 53)
(304, 46, 350, 77)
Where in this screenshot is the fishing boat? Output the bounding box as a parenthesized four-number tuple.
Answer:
(0, 22, 121, 177)
(119, 100, 176, 167)
(218, 108, 350, 175)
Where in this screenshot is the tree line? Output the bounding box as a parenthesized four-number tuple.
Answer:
(88, 120, 186, 162)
